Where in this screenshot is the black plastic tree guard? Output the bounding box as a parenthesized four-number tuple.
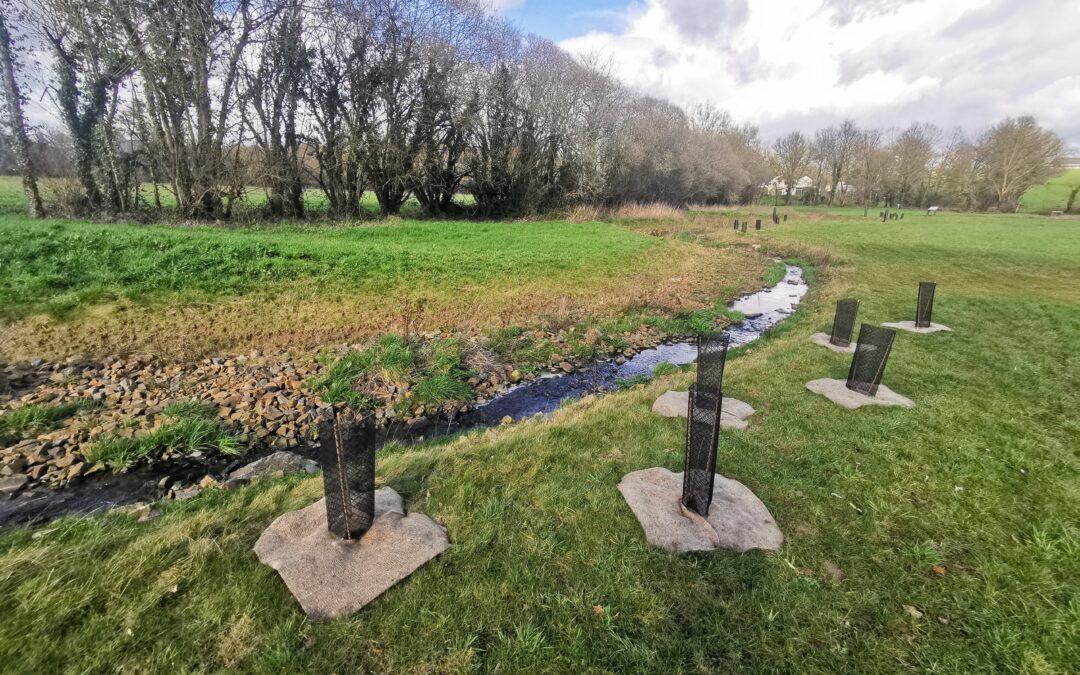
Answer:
(916, 281, 936, 327)
(755, 219, 762, 230)
(741, 221, 748, 233)
(319, 414, 377, 540)
(845, 323, 896, 397)
(829, 298, 859, 347)
(733, 219, 739, 230)
(681, 332, 730, 517)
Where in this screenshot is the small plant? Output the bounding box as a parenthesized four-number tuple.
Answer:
(85, 402, 241, 472)
(763, 261, 787, 287)
(616, 374, 651, 390)
(653, 362, 680, 377)
(0, 400, 97, 445)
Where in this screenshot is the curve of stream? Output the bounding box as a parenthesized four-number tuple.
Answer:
(0, 264, 807, 526)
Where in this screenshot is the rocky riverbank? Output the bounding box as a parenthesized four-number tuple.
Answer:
(0, 323, 677, 500)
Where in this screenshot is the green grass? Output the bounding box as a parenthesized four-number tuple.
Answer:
(0, 401, 93, 445)
(762, 260, 787, 287)
(1020, 169, 1080, 214)
(84, 400, 241, 472)
(0, 212, 659, 321)
(0, 209, 1077, 671)
(312, 335, 473, 411)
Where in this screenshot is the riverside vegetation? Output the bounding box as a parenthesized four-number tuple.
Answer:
(0, 195, 1076, 670)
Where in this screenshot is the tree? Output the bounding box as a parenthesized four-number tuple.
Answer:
(977, 116, 1063, 211)
(889, 122, 940, 207)
(35, 0, 131, 211)
(815, 120, 860, 204)
(852, 127, 886, 215)
(771, 131, 810, 205)
(0, 6, 43, 217)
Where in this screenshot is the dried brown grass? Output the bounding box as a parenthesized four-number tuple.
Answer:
(2, 241, 765, 361)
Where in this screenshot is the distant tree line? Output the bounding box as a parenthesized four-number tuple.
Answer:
(770, 117, 1065, 212)
(0, 0, 1066, 220)
(0, 0, 770, 220)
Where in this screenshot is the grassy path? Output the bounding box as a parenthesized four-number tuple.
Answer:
(0, 210, 1077, 671)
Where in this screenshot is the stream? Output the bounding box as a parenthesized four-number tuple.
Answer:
(0, 264, 807, 527)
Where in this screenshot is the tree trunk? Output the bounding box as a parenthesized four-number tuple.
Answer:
(0, 11, 44, 218)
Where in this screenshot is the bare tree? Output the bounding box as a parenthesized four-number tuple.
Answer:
(771, 131, 810, 205)
(978, 116, 1063, 211)
(241, 0, 309, 217)
(0, 6, 43, 217)
(815, 119, 861, 204)
(889, 122, 940, 207)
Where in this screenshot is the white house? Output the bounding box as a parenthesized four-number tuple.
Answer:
(1062, 157, 1080, 169)
(763, 175, 815, 196)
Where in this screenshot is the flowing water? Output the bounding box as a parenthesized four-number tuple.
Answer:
(0, 264, 808, 526)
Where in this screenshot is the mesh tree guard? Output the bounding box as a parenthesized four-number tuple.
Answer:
(319, 414, 377, 540)
(755, 219, 762, 230)
(733, 220, 739, 230)
(829, 298, 859, 347)
(681, 332, 730, 517)
(741, 221, 747, 233)
(916, 281, 936, 327)
(845, 323, 896, 397)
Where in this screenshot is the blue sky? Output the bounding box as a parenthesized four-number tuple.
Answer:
(503, 0, 631, 41)
(494, 0, 1080, 148)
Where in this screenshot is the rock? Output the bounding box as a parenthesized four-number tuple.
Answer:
(53, 453, 77, 469)
(252, 489, 450, 620)
(651, 391, 757, 429)
(881, 321, 952, 334)
(172, 484, 202, 500)
(805, 378, 914, 409)
(3, 457, 27, 474)
(198, 475, 219, 489)
(0, 474, 29, 494)
(558, 361, 574, 374)
(809, 332, 857, 354)
(509, 370, 522, 383)
(66, 462, 86, 480)
(226, 451, 319, 488)
(617, 467, 783, 553)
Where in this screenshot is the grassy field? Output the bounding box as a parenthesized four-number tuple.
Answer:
(1, 207, 1076, 671)
(0, 178, 763, 360)
(1020, 169, 1080, 214)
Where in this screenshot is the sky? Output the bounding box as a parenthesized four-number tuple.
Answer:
(497, 0, 1080, 150)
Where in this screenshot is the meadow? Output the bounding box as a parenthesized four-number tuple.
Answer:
(0, 178, 762, 360)
(0, 200, 1076, 671)
(1020, 169, 1080, 214)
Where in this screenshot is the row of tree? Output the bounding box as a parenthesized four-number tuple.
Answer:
(0, 0, 1067, 220)
(770, 117, 1066, 211)
(0, 0, 769, 220)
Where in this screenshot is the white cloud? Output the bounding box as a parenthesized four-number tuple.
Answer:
(559, 0, 1080, 146)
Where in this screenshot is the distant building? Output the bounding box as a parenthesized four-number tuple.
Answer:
(1062, 157, 1080, 169)
(762, 175, 815, 196)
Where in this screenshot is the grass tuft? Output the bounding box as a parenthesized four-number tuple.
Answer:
(0, 400, 96, 445)
(84, 400, 240, 472)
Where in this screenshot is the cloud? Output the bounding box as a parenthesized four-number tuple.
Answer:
(661, 0, 749, 42)
(559, 0, 1080, 146)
